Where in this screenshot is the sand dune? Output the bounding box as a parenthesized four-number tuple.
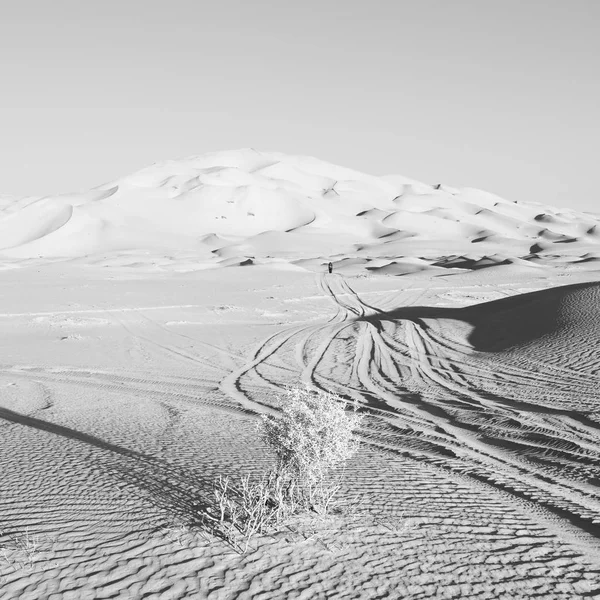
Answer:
(2, 152, 600, 598)
(0, 200, 73, 250)
(1, 149, 598, 274)
(2, 266, 600, 598)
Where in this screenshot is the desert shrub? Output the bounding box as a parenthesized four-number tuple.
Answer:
(208, 470, 298, 553)
(204, 387, 362, 553)
(0, 528, 53, 571)
(260, 387, 363, 513)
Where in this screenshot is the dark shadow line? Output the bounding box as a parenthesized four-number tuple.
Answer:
(0, 407, 214, 522)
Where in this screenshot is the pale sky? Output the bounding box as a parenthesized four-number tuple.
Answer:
(1, 0, 598, 212)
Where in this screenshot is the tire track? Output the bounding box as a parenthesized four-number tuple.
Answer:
(218, 272, 600, 551)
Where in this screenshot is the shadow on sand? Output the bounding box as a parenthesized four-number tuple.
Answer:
(359, 281, 600, 352)
(0, 406, 216, 527)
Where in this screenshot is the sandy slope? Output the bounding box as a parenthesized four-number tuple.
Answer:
(0, 264, 599, 599)
(0, 149, 598, 273)
(2, 152, 600, 598)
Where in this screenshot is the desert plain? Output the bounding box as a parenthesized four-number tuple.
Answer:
(1, 150, 600, 599)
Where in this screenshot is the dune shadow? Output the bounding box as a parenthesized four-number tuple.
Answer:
(359, 281, 600, 352)
(0, 407, 215, 525)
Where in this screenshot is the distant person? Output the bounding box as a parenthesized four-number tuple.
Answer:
(328, 262, 333, 274)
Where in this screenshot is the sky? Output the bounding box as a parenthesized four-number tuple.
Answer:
(0, 0, 598, 212)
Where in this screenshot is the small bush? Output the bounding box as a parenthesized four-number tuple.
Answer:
(260, 387, 362, 513)
(208, 471, 297, 553)
(203, 387, 362, 553)
(0, 528, 53, 572)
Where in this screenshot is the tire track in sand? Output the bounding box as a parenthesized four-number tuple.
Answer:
(220, 272, 600, 552)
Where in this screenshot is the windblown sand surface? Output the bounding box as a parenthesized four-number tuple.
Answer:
(1, 151, 600, 598)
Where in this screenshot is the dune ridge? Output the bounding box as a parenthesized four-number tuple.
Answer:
(0, 149, 598, 273)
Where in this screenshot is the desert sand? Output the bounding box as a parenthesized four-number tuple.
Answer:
(1, 149, 600, 598)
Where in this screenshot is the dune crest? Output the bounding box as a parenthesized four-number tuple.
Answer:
(0, 149, 598, 272)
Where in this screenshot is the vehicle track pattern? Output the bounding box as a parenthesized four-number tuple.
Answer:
(220, 273, 600, 559)
(3, 274, 600, 597)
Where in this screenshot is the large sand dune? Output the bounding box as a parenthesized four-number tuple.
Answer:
(1, 149, 598, 273)
(1, 152, 600, 598)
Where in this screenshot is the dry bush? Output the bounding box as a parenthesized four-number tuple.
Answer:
(0, 528, 54, 572)
(204, 387, 362, 553)
(260, 387, 363, 514)
(208, 471, 297, 553)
